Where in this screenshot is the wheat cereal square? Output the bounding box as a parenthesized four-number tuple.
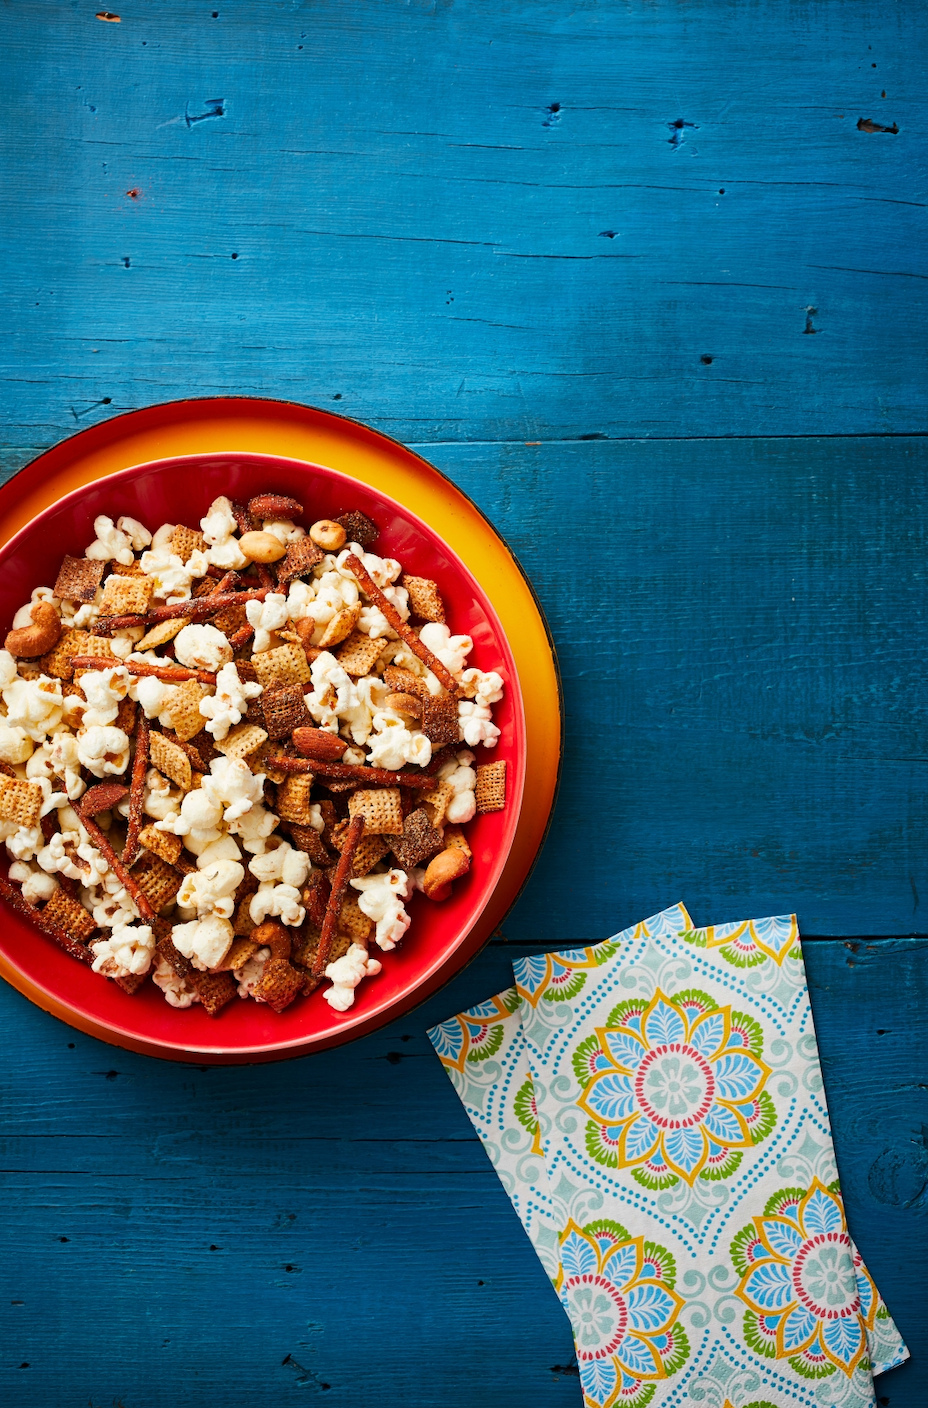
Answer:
(53, 555, 105, 603)
(169, 678, 207, 742)
(252, 957, 303, 1012)
(0, 777, 44, 828)
(136, 618, 188, 651)
(420, 694, 461, 748)
(81, 634, 116, 660)
(336, 631, 384, 678)
(170, 525, 206, 563)
(100, 575, 154, 615)
(287, 823, 331, 868)
(155, 933, 193, 978)
(133, 853, 183, 912)
(139, 823, 182, 866)
(347, 787, 403, 836)
(214, 936, 260, 972)
(45, 888, 97, 942)
(214, 723, 268, 760)
(334, 511, 378, 547)
(390, 808, 444, 869)
(402, 574, 445, 623)
(40, 628, 91, 681)
(262, 683, 311, 741)
(277, 537, 325, 583)
(114, 970, 149, 994)
(422, 780, 455, 829)
(475, 760, 507, 814)
(107, 559, 146, 578)
(275, 773, 314, 824)
(252, 643, 312, 688)
(149, 731, 193, 792)
(187, 968, 237, 1016)
(337, 897, 374, 943)
(350, 833, 391, 877)
(442, 824, 472, 857)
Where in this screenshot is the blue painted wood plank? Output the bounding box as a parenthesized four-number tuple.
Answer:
(1, 0, 926, 447)
(0, 935, 923, 1406)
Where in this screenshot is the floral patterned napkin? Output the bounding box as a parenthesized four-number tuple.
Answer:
(428, 907, 908, 1408)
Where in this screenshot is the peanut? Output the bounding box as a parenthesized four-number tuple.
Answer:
(4, 601, 62, 658)
(421, 846, 471, 900)
(238, 530, 287, 564)
(309, 519, 347, 551)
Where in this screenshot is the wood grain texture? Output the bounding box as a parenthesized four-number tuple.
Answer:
(1, 0, 926, 448)
(0, 936, 922, 1407)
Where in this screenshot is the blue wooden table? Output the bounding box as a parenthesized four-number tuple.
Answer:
(1, 3, 926, 1404)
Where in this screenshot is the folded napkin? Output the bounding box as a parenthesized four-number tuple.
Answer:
(429, 906, 908, 1408)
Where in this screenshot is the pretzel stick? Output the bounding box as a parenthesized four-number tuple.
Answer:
(71, 657, 218, 686)
(270, 754, 437, 789)
(229, 624, 255, 653)
(340, 553, 462, 696)
(77, 805, 155, 923)
(0, 873, 93, 965)
(312, 813, 365, 979)
(97, 587, 270, 631)
(122, 712, 149, 867)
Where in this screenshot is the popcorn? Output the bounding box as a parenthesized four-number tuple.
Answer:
(8, 860, 58, 904)
(262, 519, 305, 547)
(249, 881, 305, 927)
(0, 725, 33, 764)
(245, 593, 289, 652)
(174, 623, 233, 672)
(177, 857, 245, 919)
(366, 710, 431, 770)
(350, 868, 412, 951)
(78, 666, 130, 729)
(155, 788, 224, 852)
(133, 675, 179, 726)
(3, 676, 64, 741)
(358, 605, 393, 639)
(86, 515, 135, 567)
(143, 768, 182, 821)
(457, 700, 501, 750)
(90, 922, 155, 978)
(227, 801, 278, 854)
(152, 958, 200, 1008)
(304, 650, 357, 729)
(247, 840, 311, 890)
(418, 622, 473, 677)
(139, 545, 210, 601)
(200, 496, 248, 570)
(77, 724, 131, 778)
(36, 829, 107, 886)
(459, 668, 504, 707)
(116, 515, 152, 550)
(201, 755, 264, 824)
(172, 915, 235, 971)
(0, 650, 18, 688)
(322, 942, 383, 1012)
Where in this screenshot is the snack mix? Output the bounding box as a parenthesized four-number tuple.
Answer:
(0, 494, 507, 1017)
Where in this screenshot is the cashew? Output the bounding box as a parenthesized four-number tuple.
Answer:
(309, 519, 347, 551)
(250, 919, 292, 960)
(238, 530, 287, 564)
(421, 846, 471, 900)
(4, 601, 62, 658)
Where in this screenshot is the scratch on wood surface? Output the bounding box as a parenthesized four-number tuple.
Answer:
(857, 117, 899, 134)
(95, 10, 120, 19)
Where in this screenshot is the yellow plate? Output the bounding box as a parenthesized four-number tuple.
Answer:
(0, 397, 562, 1059)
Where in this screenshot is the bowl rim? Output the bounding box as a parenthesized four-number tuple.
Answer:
(0, 449, 525, 1056)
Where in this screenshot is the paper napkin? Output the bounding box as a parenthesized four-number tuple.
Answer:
(428, 907, 908, 1408)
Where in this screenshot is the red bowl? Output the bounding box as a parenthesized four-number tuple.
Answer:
(0, 452, 525, 1059)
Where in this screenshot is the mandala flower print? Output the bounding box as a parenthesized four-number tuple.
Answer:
(513, 1076, 544, 1156)
(556, 1218, 688, 1408)
(428, 989, 520, 1072)
(732, 1179, 874, 1380)
(682, 915, 800, 969)
(575, 989, 775, 1188)
(516, 939, 621, 1007)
